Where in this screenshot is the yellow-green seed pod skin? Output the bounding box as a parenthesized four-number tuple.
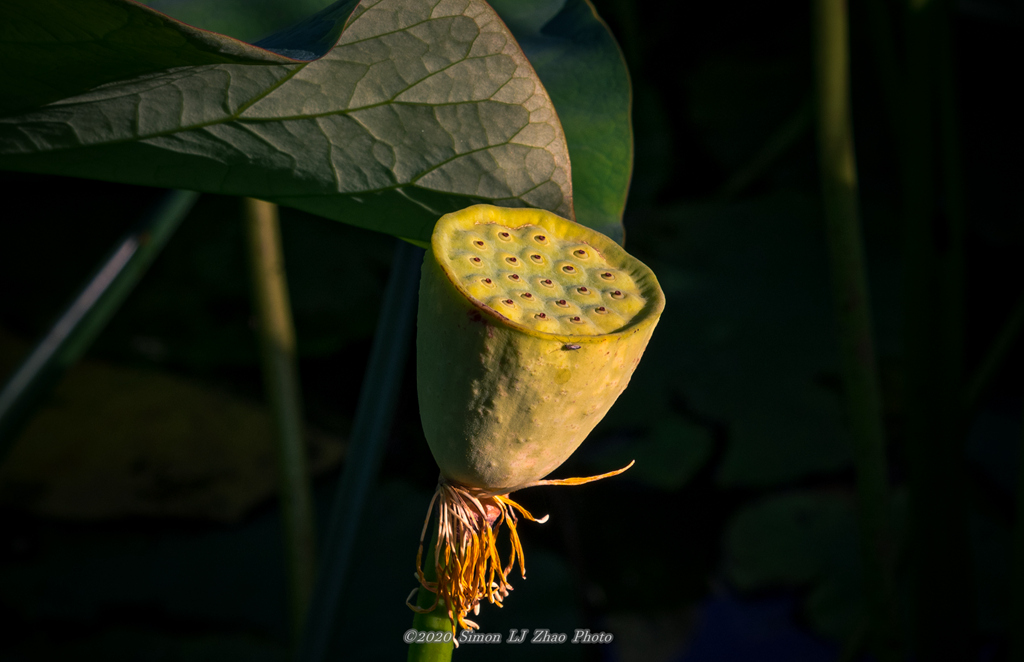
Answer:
(417, 205, 665, 493)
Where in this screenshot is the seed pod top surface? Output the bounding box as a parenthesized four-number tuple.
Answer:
(432, 205, 663, 338)
(418, 204, 665, 492)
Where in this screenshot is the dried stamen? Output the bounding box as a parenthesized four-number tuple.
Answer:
(408, 465, 633, 644)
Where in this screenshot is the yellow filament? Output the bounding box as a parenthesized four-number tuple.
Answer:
(406, 461, 633, 644)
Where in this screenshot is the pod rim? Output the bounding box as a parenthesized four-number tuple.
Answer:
(430, 204, 665, 344)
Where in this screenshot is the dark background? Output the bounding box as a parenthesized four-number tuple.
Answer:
(1, 0, 1022, 660)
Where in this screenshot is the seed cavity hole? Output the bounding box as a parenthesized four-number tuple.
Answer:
(482, 278, 494, 287)
(470, 257, 481, 263)
(503, 299, 514, 306)
(601, 272, 614, 280)
(595, 306, 607, 314)
(569, 316, 583, 323)
(508, 274, 520, 281)
(498, 232, 511, 241)
(535, 313, 547, 319)
(530, 254, 543, 263)
(474, 240, 485, 248)
(506, 257, 518, 265)
(573, 249, 588, 258)
(611, 290, 624, 299)
(562, 265, 576, 274)
(540, 279, 554, 288)
(555, 300, 569, 308)
(534, 235, 548, 244)
(578, 286, 589, 294)
(521, 293, 533, 299)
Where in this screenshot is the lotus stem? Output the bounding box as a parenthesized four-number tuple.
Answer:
(812, 1, 900, 659)
(408, 529, 455, 662)
(0, 189, 198, 460)
(298, 239, 423, 662)
(243, 197, 316, 642)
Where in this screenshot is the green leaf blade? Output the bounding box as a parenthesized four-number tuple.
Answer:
(0, 0, 574, 243)
(0, 0, 292, 116)
(491, 0, 632, 243)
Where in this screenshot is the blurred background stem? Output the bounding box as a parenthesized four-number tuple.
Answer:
(243, 197, 317, 642)
(299, 239, 423, 662)
(1012, 397, 1024, 662)
(963, 290, 1024, 414)
(900, 0, 974, 657)
(0, 189, 198, 460)
(812, 1, 899, 659)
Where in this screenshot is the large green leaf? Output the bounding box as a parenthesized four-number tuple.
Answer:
(725, 491, 866, 642)
(139, 0, 633, 242)
(0, 0, 291, 117)
(0, 0, 574, 243)
(490, 0, 631, 243)
(142, 0, 338, 44)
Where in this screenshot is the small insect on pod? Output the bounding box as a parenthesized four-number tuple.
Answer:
(409, 204, 665, 641)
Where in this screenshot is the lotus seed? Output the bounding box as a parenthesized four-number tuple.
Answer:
(441, 213, 651, 336)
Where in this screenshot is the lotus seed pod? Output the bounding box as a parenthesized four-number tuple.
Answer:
(417, 204, 665, 492)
